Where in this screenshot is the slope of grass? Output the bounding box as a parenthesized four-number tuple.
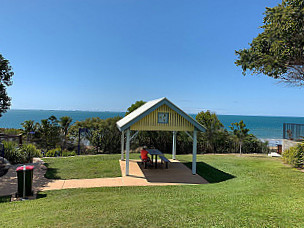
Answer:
(1, 154, 304, 227)
(43, 154, 122, 179)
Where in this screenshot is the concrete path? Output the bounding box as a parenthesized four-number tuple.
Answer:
(41, 159, 208, 191)
(0, 158, 208, 196)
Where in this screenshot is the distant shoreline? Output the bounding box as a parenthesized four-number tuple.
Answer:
(7, 109, 304, 118)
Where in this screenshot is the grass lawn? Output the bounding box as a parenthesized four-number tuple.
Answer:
(1, 154, 304, 227)
(43, 154, 122, 179)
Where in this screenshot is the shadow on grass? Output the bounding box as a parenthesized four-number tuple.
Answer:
(36, 192, 47, 199)
(44, 163, 61, 179)
(183, 162, 235, 183)
(0, 195, 11, 203)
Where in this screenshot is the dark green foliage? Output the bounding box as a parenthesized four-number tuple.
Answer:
(230, 120, 250, 154)
(125, 100, 146, 116)
(90, 117, 122, 153)
(61, 150, 76, 157)
(176, 132, 194, 154)
(70, 116, 122, 154)
(59, 116, 73, 150)
(21, 116, 73, 153)
(196, 110, 225, 153)
(243, 134, 269, 154)
(0, 128, 21, 135)
(69, 117, 101, 153)
(235, 0, 304, 86)
(3, 141, 22, 164)
(3, 141, 41, 164)
(282, 143, 304, 167)
(0, 54, 14, 117)
(0, 195, 11, 203)
(35, 116, 61, 151)
(45, 148, 61, 157)
(45, 148, 76, 157)
(19, 143, 42, 162)
(136, 131, 172, 153)
(21, 120, 37, 142)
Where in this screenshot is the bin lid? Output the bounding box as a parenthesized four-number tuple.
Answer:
(16, 165, 34, 171)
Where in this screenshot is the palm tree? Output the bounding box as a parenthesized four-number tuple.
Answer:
(21, 120, 37, 142)
(59, 116, 73, 151)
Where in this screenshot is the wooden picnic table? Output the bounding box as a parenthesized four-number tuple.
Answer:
(147, 149, 163, 168)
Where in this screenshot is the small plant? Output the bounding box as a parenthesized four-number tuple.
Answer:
(19, 144, 42, 162)
(61, 150, 76, 157)
(3, 141, 24, 164)
(45, 148, 61, 157)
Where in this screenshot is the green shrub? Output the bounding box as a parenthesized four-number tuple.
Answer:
(45, 148, 61, 157)
(243, 134, 269, 154)
(3, 141, 26, 164)
(3, 141, 42, 164)
(0, 128, 21, 135)
(19, 144, 41, 162)
(44, 148, 75, 157)
(62, 150, 76, 157)
(282, 143, 304, 168)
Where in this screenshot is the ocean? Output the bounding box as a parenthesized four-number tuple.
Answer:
(1, 109, 304, 141)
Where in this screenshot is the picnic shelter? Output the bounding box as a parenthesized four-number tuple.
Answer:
(116, 97, 206, 176)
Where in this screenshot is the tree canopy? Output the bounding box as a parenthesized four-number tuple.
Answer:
(196, 110, 224, 153)
(229, 120, 250, 154)
(125, 100, 146, 116)
(0, 54, 14, 116)
(59, 116, 73, 150)
(235, 0, 304, 86)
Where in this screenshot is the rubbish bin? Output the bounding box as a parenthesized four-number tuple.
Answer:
(16, 165, 34, 198)
(277, 144, 282, 154)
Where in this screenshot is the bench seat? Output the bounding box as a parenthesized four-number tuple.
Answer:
(139, 156, 148, 169)
(159, 155, 170, 169)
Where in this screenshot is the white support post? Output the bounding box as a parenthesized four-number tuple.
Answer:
(126, 128, 130, 176)
(121, 131, 124, 161)
(172, 131, 177, 160)
(130, 131, 139, 141)
(192, 129, 197, 175)
(185, 131, 193, 140)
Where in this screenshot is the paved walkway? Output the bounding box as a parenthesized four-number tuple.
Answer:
(0, 158, 208, 196)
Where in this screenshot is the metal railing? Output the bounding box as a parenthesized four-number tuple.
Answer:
(283, 123, 304, 141)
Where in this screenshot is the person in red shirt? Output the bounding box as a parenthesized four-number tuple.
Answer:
(140, 146, 152, 164)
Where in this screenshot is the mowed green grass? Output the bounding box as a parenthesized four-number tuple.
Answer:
(2, 154, 304, 227)
(43, 155, 122, 179)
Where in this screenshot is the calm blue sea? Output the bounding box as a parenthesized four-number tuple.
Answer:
(1, 109, 304, 140)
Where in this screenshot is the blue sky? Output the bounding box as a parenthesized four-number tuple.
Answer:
(1, 0, 304, 116)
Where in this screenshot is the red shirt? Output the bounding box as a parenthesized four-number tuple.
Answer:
(141, 149, 149, 160)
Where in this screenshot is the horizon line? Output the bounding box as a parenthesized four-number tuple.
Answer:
(5, 108, 304, 119)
